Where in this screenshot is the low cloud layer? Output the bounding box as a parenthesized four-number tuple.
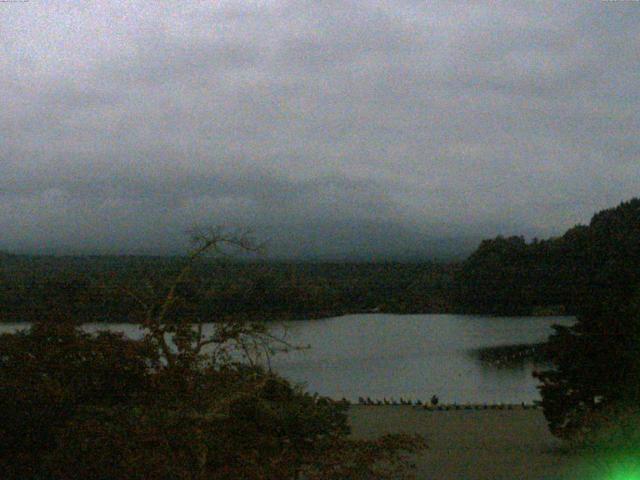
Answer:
(2, 1, 639, 258)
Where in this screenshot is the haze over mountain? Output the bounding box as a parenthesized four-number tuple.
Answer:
(2, 2, 638, 259)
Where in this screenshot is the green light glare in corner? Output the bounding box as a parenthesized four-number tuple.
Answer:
(569, 453, 640, 480)
(605, 457, 640, 480)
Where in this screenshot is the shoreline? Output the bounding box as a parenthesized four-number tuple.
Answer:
(0, 311, 574, 324)
(353, 400, 542, 410)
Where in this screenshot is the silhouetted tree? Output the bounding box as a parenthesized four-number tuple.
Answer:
(455, 198, 640, 316)
(535, 292, 640, 441)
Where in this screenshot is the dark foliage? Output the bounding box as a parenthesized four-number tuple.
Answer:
(0, 258, 456, 324)
(534, 293, 640, 440)
(0, 322, 425, 480)
(0, 321, 155, 478)
(454, 198, 640, 315)
(525, 199, 640, 440)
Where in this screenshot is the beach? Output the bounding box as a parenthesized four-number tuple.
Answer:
(349, 405, 583, 480)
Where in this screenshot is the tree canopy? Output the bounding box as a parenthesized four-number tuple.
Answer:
(454, 198, 640, 316)
(529, 199, 640, 444)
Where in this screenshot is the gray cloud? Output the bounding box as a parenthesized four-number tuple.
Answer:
(1, 1, 639, 258)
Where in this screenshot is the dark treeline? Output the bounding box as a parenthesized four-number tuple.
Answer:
(2, 198, 638, 322)
(454, 198, 640, 316)
(0, 255, 456, 323)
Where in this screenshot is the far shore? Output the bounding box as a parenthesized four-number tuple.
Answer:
(348, 405, 617, 480)
(0, 310, 573, 324)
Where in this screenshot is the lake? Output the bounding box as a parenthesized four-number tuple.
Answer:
(0, 314, 574, 404)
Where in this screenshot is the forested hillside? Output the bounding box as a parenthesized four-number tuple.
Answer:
(454, 198, 640, 315)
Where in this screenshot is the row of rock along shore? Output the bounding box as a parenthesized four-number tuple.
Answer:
(348, 397, 541, 410)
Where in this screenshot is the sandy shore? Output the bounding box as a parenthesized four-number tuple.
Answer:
(348, 405, 598, 480)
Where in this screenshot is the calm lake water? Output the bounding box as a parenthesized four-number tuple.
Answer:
(0, 314, 574, 404)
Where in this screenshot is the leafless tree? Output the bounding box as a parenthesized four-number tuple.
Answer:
(117, 226, 298, 368)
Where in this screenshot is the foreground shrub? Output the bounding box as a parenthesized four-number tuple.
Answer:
(0, 321, 155, 479)
(0, 321, 424, 479)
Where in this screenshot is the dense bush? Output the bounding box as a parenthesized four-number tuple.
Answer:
(0, 321, 424, 479)
(534, 294, 640, 441)
(0, 321, 154, 478)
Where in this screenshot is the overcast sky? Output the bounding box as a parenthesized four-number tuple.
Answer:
(1, 1, 638, 258)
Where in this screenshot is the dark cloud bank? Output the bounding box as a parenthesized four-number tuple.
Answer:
(1, 1, 638, 259)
